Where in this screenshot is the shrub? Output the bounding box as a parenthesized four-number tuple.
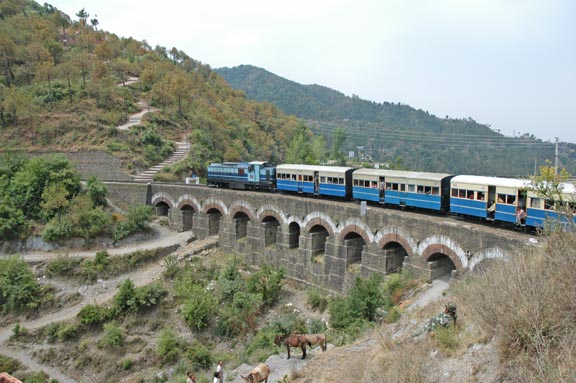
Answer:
(0, 257, 41, 313)
(385, 306, 401, 324)
(181, 284, 217, 330)
(22, 371, 50, 383)
(307, 288, 329, 313)
(185, 341, 213, 370)
(77, 304, 109, 326)
(246, 264, 284, 307)
(433, 324, 460, 352)
(56, 322, 80, 341)
(0, 355, 21, 374)
(95, 251, 110, 271)
(157, 327, 180, 363)
(101, 321, 124, 348)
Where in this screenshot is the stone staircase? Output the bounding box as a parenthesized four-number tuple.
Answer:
(132, 140, 190, 182)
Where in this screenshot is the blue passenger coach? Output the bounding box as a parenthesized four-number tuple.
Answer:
(352, 169, 453, 212)
(450, 175, 530, 223)
(276, 164, 356, 198)
(207, 161, 276, 191)
(526, 182, 576, 228)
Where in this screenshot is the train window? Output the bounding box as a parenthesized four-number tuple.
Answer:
(239, 169, 245, 176)
(424, 186, 431, 194)
(292, 174, 296, 180)
(353, 179, 359, 186)
(497, 194, 506, 203)
(320, 176, 325, 183)
(544, 200, 553, 210)
(371, 181, 378, 188)
(339, 178, 344, 184)
(409, 185, 416, 192)
(506, 195, 515, 204)
(432, 187, 439, 195)
(477, 192, 485, 200)
(298, 175, 302, 181)
(400, 184, 406, 192)
(451, 188, 458, 197)
(458, 189, 466, 198)
(386, 182, 392, 190)
(390, 183, 397, 191)
(530, 198, 541, 208)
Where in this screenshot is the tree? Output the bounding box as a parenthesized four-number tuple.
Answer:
(40, 182, 70, 223)
(86, 175, 108, 207)
(76, 8, 89, 26)
(285, 124, 315, 164)
(331, 127, 347, 165)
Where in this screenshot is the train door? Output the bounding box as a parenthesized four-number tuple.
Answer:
(297, 173, 304, 193)
(314, 171, 319, 195)
(379, 176, 385, 202)
(487, 185, 496, 219)
(247, 164, 257, 183)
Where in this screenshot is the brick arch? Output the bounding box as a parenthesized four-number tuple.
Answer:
(176, 195, 201, 212)
(230, 205, 255, 221)
(378, 233, 414, 258)
(421, 243, 463, 270)
(151, 194, 174, 209)
(339, 225, 372, 245)
(202, 202, 225, 216)
(304, 217, 335, 237)
(469, 248, 509, 271)
(258, 210, 285, 225)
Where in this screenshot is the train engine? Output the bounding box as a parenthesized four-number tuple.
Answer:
(207, 161, 276, 191)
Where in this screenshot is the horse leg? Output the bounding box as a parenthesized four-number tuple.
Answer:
(286, 344, 291, 359)
(301, 344, 307, 359)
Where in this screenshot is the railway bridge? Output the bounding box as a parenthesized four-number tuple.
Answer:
(105, 181, 538, 292)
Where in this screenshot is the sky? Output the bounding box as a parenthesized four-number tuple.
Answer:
(52, 0, 576, 144)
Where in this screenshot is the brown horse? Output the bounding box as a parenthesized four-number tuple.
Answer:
(274, 334, 309, 359)
(241, 363, 270, 383)
(303, 333, 327, 351)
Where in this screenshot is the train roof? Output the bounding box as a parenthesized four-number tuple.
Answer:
(353, 168, 453, 181)
(451, 175, 531, 188)
(277, 164, 357, 173)
(208, 161, 273, 167)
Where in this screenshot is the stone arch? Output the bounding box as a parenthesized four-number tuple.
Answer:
(419, 235, 466, 270)
(375, 226, 417, 258)
(309, 224, 330, 257)
(286, 221, 301, 249)
(232, 211, 251, 240)
(229, 200, 256, 221)
(338, 219, 374, 244)
(151, 192, 174, 210)
(176, 195, 201, 212)
(342, 231, 367, 271)
(256, 204, 288, 226)
(201, 198, 227, 216)
(261, 215, 281, 247)
(151, 193, 173, 217)
(303, 212, 336, 238)
(469, 248, 509, 272)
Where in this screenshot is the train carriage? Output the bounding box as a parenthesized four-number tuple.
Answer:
(207, 161, 276, 191)
(450, 175, 531, 223)
(526, 182, 576, 228)
(352, 169, 453, 212)
(276, 164, 356, 198)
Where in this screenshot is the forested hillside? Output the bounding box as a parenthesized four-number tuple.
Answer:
(217, 65, 576, 176)
(0, 1, 304, 179)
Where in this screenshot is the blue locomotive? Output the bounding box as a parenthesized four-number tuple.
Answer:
(207, 161, 276, 191)
(206, 162, 576, 229)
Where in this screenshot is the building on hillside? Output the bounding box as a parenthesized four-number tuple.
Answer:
(0, 373, 23, 383)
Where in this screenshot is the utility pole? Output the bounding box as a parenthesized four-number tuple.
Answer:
(554, 137, 559, 175)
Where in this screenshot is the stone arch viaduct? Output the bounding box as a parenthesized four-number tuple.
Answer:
(105, 182, 537, 292)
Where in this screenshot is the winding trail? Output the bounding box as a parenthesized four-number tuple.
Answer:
(0, 229, 218, 383)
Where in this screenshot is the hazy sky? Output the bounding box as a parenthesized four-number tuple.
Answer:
(52, 0, 576, 144)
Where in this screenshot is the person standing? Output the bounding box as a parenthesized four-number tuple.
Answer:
(216, 360, 224, 383)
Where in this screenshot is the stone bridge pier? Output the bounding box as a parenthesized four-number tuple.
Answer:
(105, 182, 538, 293)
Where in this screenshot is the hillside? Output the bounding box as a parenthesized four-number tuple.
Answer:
(0, 1, 303, 181)
(217, 65, 576, 176)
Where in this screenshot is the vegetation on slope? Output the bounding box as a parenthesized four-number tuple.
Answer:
(217, 65, 576, 175)
(0, 1, 305, 179)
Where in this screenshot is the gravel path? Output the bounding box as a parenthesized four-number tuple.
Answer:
(0, 228, 218, 383)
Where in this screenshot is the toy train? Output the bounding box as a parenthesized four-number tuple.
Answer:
(207, 161, 576, 229)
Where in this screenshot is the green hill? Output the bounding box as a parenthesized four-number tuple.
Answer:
(217, 65, 576, 176)
(0, 2, 303, 180)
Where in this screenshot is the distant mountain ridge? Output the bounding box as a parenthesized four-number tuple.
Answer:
(216, 65, 574, 176)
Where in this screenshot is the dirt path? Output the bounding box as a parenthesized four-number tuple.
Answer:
(0, 229, 219, 383)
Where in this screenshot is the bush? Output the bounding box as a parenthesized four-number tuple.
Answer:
(307, 288, 329, 313)
(0, 257, 41, 313)
(100, 321, 124, 348)
(77, 304, 109, 326)
(56, 322, 80, 341)
(181, 284, 217, 330)
(157, 327, 181, 363)
(0, 355, 21, 374)
(185, 341, 213, 370)
(246, 264, 284, 307)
